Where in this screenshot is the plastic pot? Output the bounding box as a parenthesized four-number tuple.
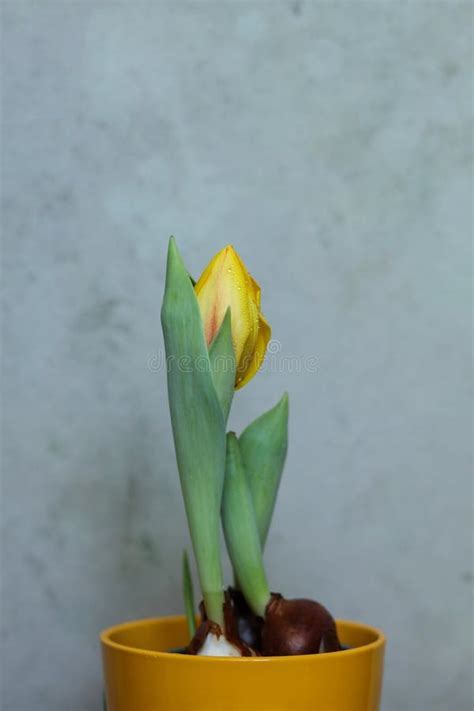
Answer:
(101, 615, 385, 711)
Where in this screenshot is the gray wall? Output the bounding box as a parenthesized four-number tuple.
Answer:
(2, 2, 472, 710)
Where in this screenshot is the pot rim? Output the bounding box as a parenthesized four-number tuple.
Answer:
(100, 616, 385, 662)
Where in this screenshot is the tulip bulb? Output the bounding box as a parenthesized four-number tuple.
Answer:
(197, 631, 245, 657)
(262, 594, 341, 656)
(186, 602, 256, 657)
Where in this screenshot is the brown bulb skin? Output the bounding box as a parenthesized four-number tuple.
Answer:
(185, 593, 255, 656)
(262, 593, 341, 656)
(228, 587, 263, 652)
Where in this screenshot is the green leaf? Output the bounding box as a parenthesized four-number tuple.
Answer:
(222, 433, 270, 617)
(209, 308, 235, 424)
(161, 237, 226, 626)
(182, 549, 197, 638)
(239, 393, 289, 548)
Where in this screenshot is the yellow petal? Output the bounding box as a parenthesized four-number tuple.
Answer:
(235, 295, 259, 384)
(229, 249, 261, 308)
(195, 245, 253, 361)
(236, 313, 271, 389)
(195, 245, 271, 389)
(194, 246, 230, 345)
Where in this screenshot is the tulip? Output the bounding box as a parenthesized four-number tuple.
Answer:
(195, 245, 271, 389)
(162, 238, 342, 659)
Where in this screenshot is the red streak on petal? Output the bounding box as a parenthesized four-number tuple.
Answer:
(206, 299, 221, 345)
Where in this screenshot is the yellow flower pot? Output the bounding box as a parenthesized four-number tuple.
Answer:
(101, 615, 385, 711)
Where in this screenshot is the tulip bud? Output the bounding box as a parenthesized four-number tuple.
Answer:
(195, 246, 271, 389)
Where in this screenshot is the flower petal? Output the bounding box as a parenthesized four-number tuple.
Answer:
(236, 313, 271, 389)
(195, 245, 270, 390)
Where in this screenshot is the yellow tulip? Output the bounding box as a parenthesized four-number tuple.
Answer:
(195, 245, 271, 389)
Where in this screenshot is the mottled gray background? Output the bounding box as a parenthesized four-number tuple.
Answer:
(1, 1, 472, 710)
